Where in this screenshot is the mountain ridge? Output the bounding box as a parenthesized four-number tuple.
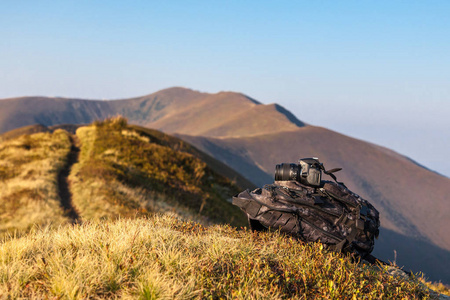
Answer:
(0, 87, 306, 138)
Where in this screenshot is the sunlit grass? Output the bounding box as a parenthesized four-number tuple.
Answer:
(69, 117, 246, 226)
(0, 215, 434, 299)
(0, 130, 71, 238)
(423, 280, 450, 296)
(0, 117, 246, 237)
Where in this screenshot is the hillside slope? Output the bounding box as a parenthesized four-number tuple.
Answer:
(134, 91, 305, 137)
(68, 118, 247, 225)
(0, 119, 249, 238)
(0, 215, 437, 299)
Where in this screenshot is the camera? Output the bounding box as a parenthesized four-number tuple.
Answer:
(274, 157, 323, 187)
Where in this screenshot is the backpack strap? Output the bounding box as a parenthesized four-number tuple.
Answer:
(318, 164, 346, 187)
(331, 238, 347, 252)
(232, 191, 263, 218)
(323, 167, 341, 182)
(232, 190, 299, 217)
(330, 222, 360, 252)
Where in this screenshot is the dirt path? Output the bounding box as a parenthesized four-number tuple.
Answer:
(58, 134, 81, 223)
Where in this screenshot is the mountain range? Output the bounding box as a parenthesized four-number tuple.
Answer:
(1, 87, 449, 283)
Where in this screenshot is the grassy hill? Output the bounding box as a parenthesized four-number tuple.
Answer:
(68, 117, 247, 225)
(0, 215, 441, 299)
(0, 117, 248, 239)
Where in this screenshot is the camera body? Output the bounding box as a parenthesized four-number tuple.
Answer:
(274, 157, 323, 187)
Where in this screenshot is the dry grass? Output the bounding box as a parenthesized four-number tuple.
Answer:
(69, 117, 246, 226)
(0, 215, 435, 299)
(0, 117, 246, 237)
(423, 280, 450, 296)
(0, 130, 71, 238)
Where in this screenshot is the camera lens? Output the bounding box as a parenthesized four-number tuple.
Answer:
(275, 163, 300, 181)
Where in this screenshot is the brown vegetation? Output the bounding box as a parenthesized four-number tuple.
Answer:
(0, 130, 72, 237)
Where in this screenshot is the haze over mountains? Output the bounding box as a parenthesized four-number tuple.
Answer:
(1, 87, 449, 283)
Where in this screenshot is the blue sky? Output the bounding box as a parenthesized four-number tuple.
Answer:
(1, 1, 449, 176)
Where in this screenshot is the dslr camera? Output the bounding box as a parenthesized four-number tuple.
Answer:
(275, 157, 323, 187)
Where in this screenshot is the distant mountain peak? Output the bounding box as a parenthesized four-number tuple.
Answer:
(150, 87, 262, 105)
(154, 86, 201, 95)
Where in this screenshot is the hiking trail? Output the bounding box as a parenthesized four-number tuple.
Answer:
(58, 134, 81, 223)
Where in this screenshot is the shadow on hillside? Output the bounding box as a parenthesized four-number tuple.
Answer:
(203, 140, 274, 187)
(372, 227, 450, 284)
(178, 135, 274, 187)
(274, 104, 306, 127)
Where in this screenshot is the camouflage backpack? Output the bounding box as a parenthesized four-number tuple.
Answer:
(232, 158, 380, 258)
